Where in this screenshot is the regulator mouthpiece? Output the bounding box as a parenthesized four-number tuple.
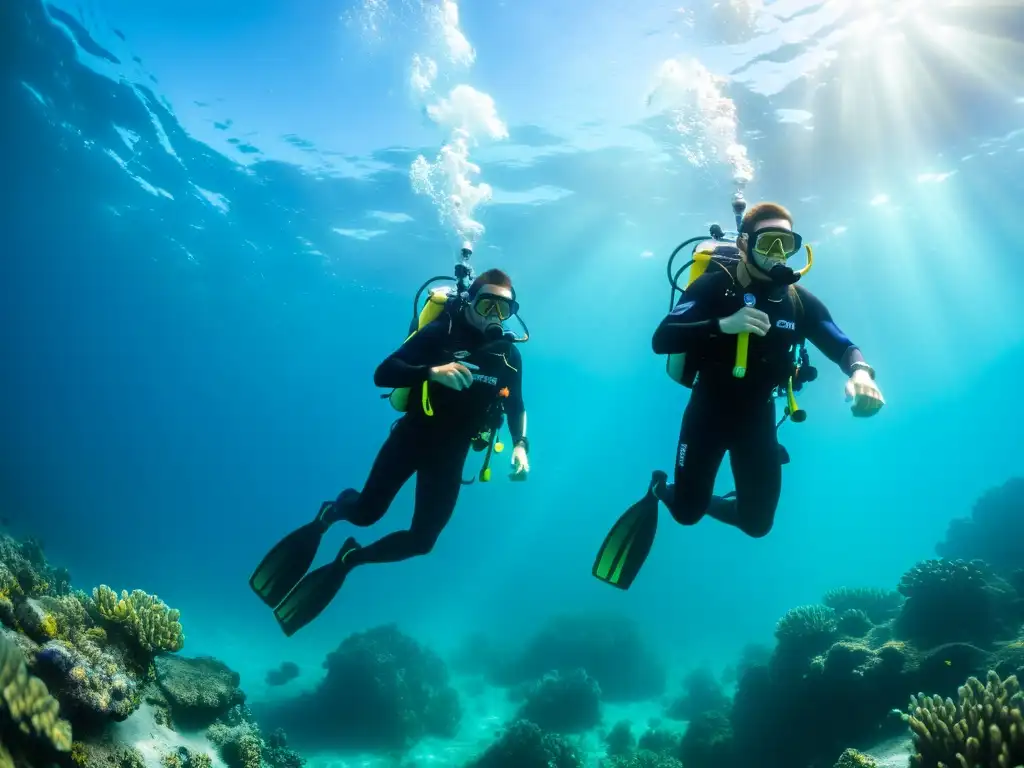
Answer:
(768, 263, 801, 286)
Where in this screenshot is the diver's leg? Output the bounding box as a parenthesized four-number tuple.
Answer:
(721, 401, 783, 538)
(343, 438, 470, 565)
(658, 395, 727, 526)
(325, 418, 421, 527)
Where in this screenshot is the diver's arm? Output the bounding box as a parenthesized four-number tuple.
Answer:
(504, 346, 527, 447)
(797, 287, 868, 375)
(373, 322, 447, 388)
(651, 273, 726, 355)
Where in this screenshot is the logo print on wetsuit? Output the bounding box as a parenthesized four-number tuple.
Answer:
(677, 442, 688, 467)
(453, 350, 470, 359)
(472, 374, 498, 385)
(776, 319, 795, 331)
(670, 301, 695, 316)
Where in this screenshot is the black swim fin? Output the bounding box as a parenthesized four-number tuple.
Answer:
(248, 490, 357, 608)
(592, 471, 665, 590)
(274, 538, 361, 637)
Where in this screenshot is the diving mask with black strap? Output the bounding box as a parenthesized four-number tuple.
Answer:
(747, 227, 804, 286)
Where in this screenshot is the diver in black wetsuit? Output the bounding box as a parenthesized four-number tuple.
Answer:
(592, 201, 885, 590)
(249, 268, 530, 635)
(652, 201, 884, 536)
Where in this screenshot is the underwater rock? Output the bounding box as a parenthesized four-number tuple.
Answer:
(679, 710, 735, 768)
(505, 612, 666, 702)
(465, 719, 582, 768)
(155, 656, 244, 729)
(603, 719, 635, 757)
(665, 666, 729, 721)
(514, 669, 602, 734)
(260, 623, 461, 752)
(263, 662, 298, 687)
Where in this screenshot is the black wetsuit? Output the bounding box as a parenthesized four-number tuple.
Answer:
(339, 307, 526, 565)
(651, 264, 863, 537)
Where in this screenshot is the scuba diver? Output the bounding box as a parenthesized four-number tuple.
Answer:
(593, 197, 885, 590)
(249, 249, 530, 635)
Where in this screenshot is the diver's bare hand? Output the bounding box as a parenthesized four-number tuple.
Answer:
(429, 361, 477, 391)
(718, 307, 771, 336)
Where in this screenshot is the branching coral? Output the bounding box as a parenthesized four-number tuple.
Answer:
(824, 587, 903, 625)
(92, 586, 184, 654)
(775, 605, 839, 659)
(903, 670, 1024, 768)
(0, 630, 72, 751)
(837, 609, 874, 638)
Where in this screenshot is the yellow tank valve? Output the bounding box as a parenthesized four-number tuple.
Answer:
(480, 467, 492, 482)
(494, 442, 504, 453)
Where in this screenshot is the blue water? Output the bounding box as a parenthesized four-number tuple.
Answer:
(3, 0, 1023, 756)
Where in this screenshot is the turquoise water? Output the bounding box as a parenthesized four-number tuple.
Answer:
(3, 0, 1023, 765)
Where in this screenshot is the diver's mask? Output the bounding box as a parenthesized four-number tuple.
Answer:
(470, 293, 519, 339)
(748, 227, 804, 285)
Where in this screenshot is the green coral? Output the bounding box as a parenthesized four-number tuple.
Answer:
(823, 587, 903, 624)
(903, 670, 1024, 768)
(93, 585, 184, 653)
(0, 630, 73, 751)
(833, 748, 879, 768)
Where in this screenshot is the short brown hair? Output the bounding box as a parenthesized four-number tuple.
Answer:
(741, 202, 793, 235)
(469, 268, 512, 296)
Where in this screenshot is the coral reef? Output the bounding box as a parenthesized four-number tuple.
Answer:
(0, 529, 301, 768)
(155, 655, 244, 729)
(678, 710, 735, 768)
(0, 628, 73, 751)
(603, 719, 635, 757)
(263, 663, 298, 687)
(260, 623, 461, 752)
(465, 719, 582, 768)
(936, 477, 1024, 575)
(603, 751, 682, 768)
(93, 586, 185, 656)
(833, 748, 879, 768)
(501, 612, 666, 702)
(823, 587, 904, 625)
(837, 609, 875, 638)
(664, 666, 729, 721)
(903, 670, 1024, 768)
(513, 669, 602, 734)
(895, 559, 1016, 649)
